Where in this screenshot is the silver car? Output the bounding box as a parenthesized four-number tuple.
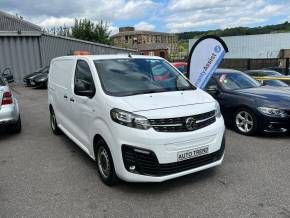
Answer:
(0, 77, 21, 133)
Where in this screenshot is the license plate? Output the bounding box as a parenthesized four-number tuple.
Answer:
(177, 146, 209, 161)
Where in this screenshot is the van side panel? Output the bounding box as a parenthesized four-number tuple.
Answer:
(49, 59, 76, 131)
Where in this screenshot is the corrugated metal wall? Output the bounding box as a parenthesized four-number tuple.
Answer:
(0, 36, 42, 82)
(0, 34, 138, 83)
(189, 32, 290, 59)
(40, 35, 137, 66)
(0, 11, 138, 83)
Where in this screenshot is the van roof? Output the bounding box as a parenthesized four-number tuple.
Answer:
(51, 54, 164, 62)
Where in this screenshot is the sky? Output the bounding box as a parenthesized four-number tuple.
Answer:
(1, 0, 290, 35)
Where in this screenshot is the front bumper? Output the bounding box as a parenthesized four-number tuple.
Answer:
(122, 136, 225, 177)
(257, 114, 290, 133)
(23, 79, 36, 86)
(111, 117, 225, 182)
(23, 79, 31, 86)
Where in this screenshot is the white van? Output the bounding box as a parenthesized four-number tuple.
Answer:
(48, 54, 225, 186)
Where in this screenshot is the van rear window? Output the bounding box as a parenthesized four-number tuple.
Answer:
(50, 60, 75, 88)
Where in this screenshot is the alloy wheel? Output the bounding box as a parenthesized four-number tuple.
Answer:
(235, 111, 254, 133)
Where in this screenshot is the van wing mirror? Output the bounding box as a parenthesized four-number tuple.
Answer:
(74, 79, 95, 98)
(206, 85, 219, 95)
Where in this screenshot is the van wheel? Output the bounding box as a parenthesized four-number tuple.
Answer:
(50, 109, 62, 135)
(8, 116, 22, 134)
(96, 139, 118, 186)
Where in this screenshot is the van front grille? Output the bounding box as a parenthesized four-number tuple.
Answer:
(122, 138, 225, 177)
(149, 110, 216, 132)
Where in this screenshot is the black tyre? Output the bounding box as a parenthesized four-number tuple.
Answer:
(7, 116, 22, 134)
(233, 108, 257, 135)
(50, 108, 62, 135)
(95, 139, 118, 186)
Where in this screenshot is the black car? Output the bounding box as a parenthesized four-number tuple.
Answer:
(265, 66, 290, 75)
(23, 66, 49, 86)
(206, 69, 290, 135)
(259, 79, 290, 88)
(245, 69, 290, 86)
(31, 73, 48, 88)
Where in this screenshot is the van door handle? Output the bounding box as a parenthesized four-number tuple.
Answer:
(64, 95, 68, 99)
(70, 97, 75, 102)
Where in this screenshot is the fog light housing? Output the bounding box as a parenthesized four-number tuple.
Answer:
(129, 165, 136, 171)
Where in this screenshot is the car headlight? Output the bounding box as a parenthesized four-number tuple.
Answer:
(257, 107, 288, 118)
(215, 101, 222, 118)
(110, 108, 151, 130)
(36, 78, 46, 82)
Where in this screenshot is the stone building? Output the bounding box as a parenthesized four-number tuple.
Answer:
(111, 27, 178, 59)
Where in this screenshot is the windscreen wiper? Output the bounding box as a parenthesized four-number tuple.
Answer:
(177, 87, 193, 91)
(127, 89, 168, 96)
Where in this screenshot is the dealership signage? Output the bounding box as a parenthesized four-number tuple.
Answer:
(187, 36, 228, 89)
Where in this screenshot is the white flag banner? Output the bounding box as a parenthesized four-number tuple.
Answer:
(188, 36, 228, 89)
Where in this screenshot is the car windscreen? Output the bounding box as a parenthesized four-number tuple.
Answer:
(263, 80, 288, 87)
(94, 59, 195, 96)
(261, 71, 281, 76)
(40, 66, 49, 73)
(215, 72, 260, 90)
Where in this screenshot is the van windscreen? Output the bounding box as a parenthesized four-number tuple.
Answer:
(94, 59, 195, 97)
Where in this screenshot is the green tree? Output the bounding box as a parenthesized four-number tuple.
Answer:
(72, 19, 112, 45)
(177, 21, 290, 40)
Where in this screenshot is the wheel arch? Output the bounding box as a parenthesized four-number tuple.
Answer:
(49, 104, 53, 113)
(93, 134, 105, 156)
(232, 104, 255, 114)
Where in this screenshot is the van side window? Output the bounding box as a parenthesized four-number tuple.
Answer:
(74, 60, 96, 98)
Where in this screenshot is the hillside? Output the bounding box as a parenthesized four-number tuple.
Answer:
(177, 21, 290, 40)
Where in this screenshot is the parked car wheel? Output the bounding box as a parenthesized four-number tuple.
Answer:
(50, 108, 62, 135)
(96, 139, 118, 186)
(7, 116, 21, 134)
(234, 108, 257, 135)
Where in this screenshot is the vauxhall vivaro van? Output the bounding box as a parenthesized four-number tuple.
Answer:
(48, 55, 225, 186)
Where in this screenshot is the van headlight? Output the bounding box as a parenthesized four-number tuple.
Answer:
(215, 101, 222, 118)
(257, 107, 288, 118)
(110, 108, 151, 130)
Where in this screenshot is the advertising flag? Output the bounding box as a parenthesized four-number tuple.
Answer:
(188, 35, 228, 89)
